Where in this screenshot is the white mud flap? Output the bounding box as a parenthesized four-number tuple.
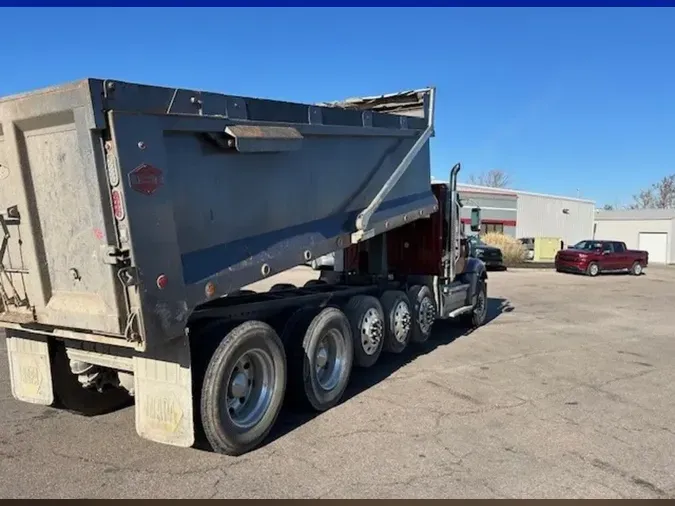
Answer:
(7, 333, 55, 406)
(133, 335, 195, 448)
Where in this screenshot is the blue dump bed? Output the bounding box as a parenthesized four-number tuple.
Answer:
(0, 79, 436, 346)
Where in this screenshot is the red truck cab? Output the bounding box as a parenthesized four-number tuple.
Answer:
(555, 240, 649, 277)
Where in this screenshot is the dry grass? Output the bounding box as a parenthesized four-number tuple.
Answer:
(481, 232, 527, 265)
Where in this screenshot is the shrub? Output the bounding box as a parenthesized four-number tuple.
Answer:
(480, 232, 526, 265)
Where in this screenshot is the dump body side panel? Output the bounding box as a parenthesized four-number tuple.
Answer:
(0, 80, 129, 335)
(108, 108, 435, 347)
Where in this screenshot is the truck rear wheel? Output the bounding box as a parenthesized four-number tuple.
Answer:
(51, 341, 132, 417)
(304, 279, 327, 288)
(380, 291, 412, 354)
(631, 261, 643, 276)
(287, 306, 354, 412)
(345, 295, 385, 368)
(270, 283, 297, 292)
(200, 320, 286, 456)
(408, 285, 436, 344)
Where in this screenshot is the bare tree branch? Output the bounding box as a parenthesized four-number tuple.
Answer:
(628, 174, 675, 209)
(467, 169, 511, 188)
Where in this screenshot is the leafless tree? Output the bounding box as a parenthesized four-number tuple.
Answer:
(602, 204, 614, 210)
(628, 174, 675, 209)
(467, 169, 511, 188)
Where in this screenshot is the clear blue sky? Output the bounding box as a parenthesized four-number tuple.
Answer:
(2, 7, 674, 207)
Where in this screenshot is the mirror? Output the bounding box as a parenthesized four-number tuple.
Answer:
(470, 207, 481, 232)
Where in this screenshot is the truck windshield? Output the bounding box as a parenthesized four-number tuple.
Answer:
(572, 241, 602, 251)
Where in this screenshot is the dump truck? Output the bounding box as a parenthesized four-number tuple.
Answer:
(0, 79, 487, 456)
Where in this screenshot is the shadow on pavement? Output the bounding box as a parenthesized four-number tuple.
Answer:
(263, 296, 513, 449)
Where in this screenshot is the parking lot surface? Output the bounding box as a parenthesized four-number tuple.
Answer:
(1, 266, 674, 498)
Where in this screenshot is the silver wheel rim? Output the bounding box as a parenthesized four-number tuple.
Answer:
(635, 264, 642, 274)
(360, 307, 383, 355)
(418, 297, 436, 335)
(223, 348, 274, 430)
(392, 301, 411, 343)
(314, 329, 347, 391)
(590, 264, 598, 276)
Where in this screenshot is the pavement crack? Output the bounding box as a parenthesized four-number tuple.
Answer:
(570, 452, 669, 498)
(425, 380, 483, 405)
(208, 470, 226, 499)
(49, 449, 227, 478)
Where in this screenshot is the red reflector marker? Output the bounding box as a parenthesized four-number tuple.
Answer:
(111, 189, 125, 220)
(156, 274, 168, 290)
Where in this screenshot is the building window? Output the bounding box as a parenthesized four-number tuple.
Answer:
(481, 223, 504, 234)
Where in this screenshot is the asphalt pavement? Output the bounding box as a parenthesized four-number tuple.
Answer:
(1, 266, 674, 498)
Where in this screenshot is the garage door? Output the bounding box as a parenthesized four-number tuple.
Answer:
(638, 232, 668, 264)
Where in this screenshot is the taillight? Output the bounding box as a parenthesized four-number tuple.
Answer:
(111, 189, 125, 220)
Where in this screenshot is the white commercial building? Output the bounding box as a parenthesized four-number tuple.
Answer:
(594, 209, 675, 264)
(456, 183, 596, 247)
(515, 190, 596, 247)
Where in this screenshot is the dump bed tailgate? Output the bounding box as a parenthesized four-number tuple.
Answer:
(0, 80, 129, 335)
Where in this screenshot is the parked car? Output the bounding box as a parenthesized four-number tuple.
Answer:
(468, 235, 505, 270)
(519, 237, 535, 260)
(554, 240, 648, 276)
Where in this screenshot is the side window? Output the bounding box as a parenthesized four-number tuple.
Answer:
(481, 223, 504, 234)
(602, 242, 613, 253)
(613, 242, 626, 253)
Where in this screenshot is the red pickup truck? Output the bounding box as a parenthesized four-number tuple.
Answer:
(555, 240, 649, 277)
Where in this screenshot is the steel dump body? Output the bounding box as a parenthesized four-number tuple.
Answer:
(0, 79, 436, 349)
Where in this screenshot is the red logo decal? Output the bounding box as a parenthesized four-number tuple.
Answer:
(129, 164, 163, 196)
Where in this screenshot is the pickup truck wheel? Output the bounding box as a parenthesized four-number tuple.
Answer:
(380, 291, 412, 354)
(287, 306, 353, 411)
(345, 295, 385, 368)
(631, 261, 643, 276)
(408, 285, 436, 344)
(586, 262, 600, 277)
(51, 341, 132, 417)
(200, 320, 286, 456)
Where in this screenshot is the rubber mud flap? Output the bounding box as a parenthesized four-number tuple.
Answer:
(134, 335, 195, 448)
(7, 333, 54, 406)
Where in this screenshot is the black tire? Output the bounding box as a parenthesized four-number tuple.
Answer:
(586, 262, 600, 277)
(51, 341, 132, 417)
(304, 279, 327, 288)
(460, 280, 488, 328)
(344, 295, 385, 368)
(631, 261, 644, 276)
(380, 290, 412, 354)
(287, 306, 354, 411)
(200, 320, 286, 456)
(270, 283, 296, 292)
(408, 285, 437, 344)
(228, 289, 256, 297)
